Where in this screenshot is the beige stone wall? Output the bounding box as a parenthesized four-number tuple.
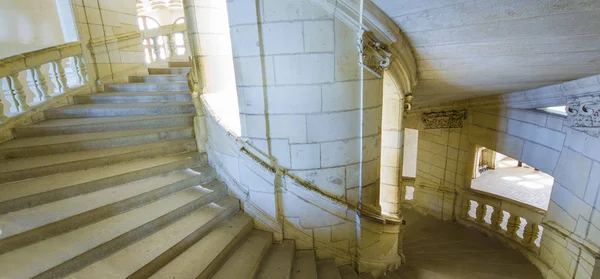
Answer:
(0, 0, 74, 58)
(406, 76, 600, 278)
(72, 0, 147, 85)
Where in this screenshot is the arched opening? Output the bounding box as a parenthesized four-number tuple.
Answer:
(174, 17, 185, 24)
(138, 16, 161, 63)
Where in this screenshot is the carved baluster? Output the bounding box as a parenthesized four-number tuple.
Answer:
(490, 206, 503, 230)
(475, 202, 487, 223)
(152, 37, 162, 61)
(506, 214, 521, 238)
(73, 55, 88, 85)
(522, 221, 540, 245)
(28, 66, 50, 102)
(168, 33, 177, 56)
(2, 73, 29, 112)
(50, 60, 68, 94)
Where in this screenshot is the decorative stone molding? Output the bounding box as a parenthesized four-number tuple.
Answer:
(309, 0, 418, 94)
(567, 96, 600, 135)
(358, 30, 391, 78)
(422, 110, 466, 129)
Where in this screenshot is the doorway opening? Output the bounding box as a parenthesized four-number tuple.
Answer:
(471, 147, 554, 210)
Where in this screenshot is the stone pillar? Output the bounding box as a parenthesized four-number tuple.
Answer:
(380, 71, 405, 218)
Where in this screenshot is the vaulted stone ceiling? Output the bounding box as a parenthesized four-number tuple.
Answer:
(371, 0, 600, 106)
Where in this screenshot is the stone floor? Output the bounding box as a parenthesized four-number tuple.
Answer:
(385, 209, 544, 279)
(471, 158, 553, 210)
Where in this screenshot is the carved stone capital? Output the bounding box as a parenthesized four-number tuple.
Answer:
(567, 96, 600, 136)
(358, 30, 391, 78)
(422, 111, 466, 129)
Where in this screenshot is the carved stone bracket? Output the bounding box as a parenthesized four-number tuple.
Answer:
(358, 30, 391, 78)
(422, 110, 466, 129)
(567, 96, 600, 136)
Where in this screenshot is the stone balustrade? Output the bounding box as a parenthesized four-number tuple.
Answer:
(462, 189, 545, 250)
(141, 23, 189, 62)
(0, 42, 87, 123)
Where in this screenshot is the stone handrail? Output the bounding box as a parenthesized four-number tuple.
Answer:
(196, 88, 401, 226)
(0, 42, 88, 123)
(140, 24, 189, 63)
(461, 188, 545, 251)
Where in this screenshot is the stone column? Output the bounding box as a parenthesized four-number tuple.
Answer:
(380, 72, 405, 219)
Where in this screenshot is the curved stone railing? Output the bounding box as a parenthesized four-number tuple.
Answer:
(461, 189, 545, 251)
(141, 23, 189, 62)
(0, 42, 88, 124)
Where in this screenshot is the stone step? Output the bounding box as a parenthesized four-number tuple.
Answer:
(13, 114, 195, 137)
(45, 103, 195, 118)
(148, 213, 253, 279)
(149, 67, 190, 75)
(0, 139, 196, 183)
(408, 249, 531, 265)
(0, 152, 208, 215)
(338, 265, 360, 279)
(317, 259, 342, 279)
(105, 82, 189, 92)
(212, 230, 273, 279)
(129, 74, 187, 83)
(168, 61, 191, 67)
(74, 92, 192, 104)
(0, 127, 193, 159)
(67, 197, 240, 279)
(0, 186, 224, 279)
(291, 250, 318, 279)
(0, 170, 221, 254)
(256, 240, 296, 279)
(415, 258, 543, 279)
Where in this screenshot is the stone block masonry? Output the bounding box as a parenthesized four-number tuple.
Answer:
(72, 0, 147, 86)
(228, 0, 383, 210)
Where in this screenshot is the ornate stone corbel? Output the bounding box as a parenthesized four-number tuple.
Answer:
(358, 30, 391, 78)
(567, 96, 600, 136)
(422, 110, 466, 129)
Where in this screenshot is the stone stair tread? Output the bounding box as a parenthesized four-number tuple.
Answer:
(291, 250, 318, 279)
(0, 126, 191, 149)
(84, 92, 191, 96)
(0, 153, 206, 210)
(148, 212, 253, 279)
(0, 169, 206, 241)
(0, 186, 218, 279)
(211, 230, 273, 279)
(398, 260, 537, 279)
(338, 265, 360, 279)
(255, 240, 296, 279)
(48, 102, 193, 109)
(0, 139, 194, 174)
(0, 155, 209, 217)
(23, 114, 195, 128)
(67, 197, 240, 279)
(317, 258, 342, 279)
(423, 259, 542, 278)
(45, 103, 195, 118)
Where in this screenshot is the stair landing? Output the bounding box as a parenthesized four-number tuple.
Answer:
(384, 209, 543, 279)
